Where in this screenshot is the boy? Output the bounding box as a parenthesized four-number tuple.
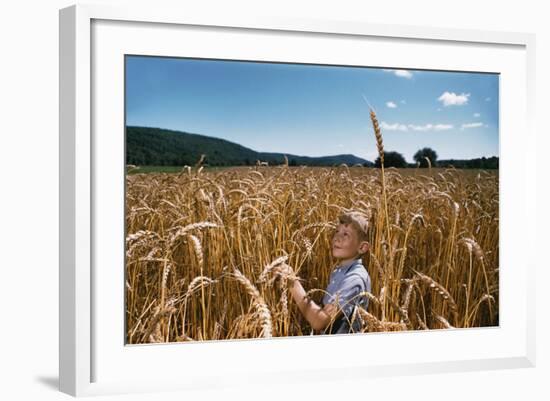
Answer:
(275, 211, 372, 334)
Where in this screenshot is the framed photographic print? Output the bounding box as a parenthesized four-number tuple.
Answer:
(59, 3, 536, 397)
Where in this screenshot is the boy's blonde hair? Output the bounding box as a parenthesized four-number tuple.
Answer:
(338, 211, 369, 241)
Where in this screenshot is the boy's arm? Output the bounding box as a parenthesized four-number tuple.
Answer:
(288, 279, 340, 331)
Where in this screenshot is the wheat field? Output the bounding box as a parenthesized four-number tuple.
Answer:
(125, 160, 499, 343)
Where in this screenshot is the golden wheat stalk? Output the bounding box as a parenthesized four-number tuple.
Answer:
(435, 314, 454, 329)
(370, 109, 384, 165)
(167, 221, 220, 249)
(143, 304, 177, 343)
(196, 153, 206, 168)
(232, 267, 273, 339)
(369, 107, 391, 242)
(356, 307, 407, 332)
(414, 270, 459, 314)
(258, 255, 289, 282)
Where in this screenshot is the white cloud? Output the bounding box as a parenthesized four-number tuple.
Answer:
(461, 122, 484, 130)
(407, 123, 453, 131)
(408, 124, 433, 131)
(383, 69, 413, 79)
(474, 113, 481, 117)
(395, 70, 413, 78)
(386, 101, 397, 108)
(381, 121, 408, 131)
(438, 91, 470, 106)
(381, 121, 453, 132)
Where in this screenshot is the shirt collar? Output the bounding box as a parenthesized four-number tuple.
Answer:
(335, 258, 362, 274)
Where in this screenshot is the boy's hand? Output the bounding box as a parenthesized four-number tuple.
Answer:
(271, 263, 299, 285)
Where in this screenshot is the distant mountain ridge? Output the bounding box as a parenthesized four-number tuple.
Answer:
(126, 126, 373, 167)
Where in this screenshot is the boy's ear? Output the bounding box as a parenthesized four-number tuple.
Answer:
(359, 241, 369, 255)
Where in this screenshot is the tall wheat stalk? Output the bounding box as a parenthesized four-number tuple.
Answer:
(369, 108, 391, 239)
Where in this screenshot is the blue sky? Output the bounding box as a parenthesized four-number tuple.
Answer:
(126, 56, 499, 163)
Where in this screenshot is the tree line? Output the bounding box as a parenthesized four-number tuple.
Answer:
(374, 147, 498, 169)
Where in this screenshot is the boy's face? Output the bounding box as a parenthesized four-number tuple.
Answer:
(331, 223, 368, 261)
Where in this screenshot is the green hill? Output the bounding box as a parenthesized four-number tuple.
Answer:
(126, 126, 372, 167)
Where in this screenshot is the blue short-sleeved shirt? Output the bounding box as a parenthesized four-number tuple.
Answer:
(321, 258, 371, 334)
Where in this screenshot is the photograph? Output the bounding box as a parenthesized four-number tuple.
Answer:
(124, 55, 500, 344)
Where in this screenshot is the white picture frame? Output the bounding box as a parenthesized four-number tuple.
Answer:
(59, 3, 536, 397)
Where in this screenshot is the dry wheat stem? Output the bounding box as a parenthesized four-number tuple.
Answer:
(232, 267, 273, 338)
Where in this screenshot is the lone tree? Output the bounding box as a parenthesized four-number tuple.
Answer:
(375, 151, 407, 168)
(414, 147, 438, 168)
